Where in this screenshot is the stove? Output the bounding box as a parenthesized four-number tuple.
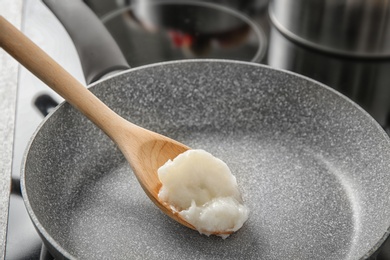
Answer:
(5, 0, 390, 259)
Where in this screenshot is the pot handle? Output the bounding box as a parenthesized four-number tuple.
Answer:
(43, 0, 130, 84)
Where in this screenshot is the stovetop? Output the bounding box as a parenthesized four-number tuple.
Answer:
(5, 0, 390, 259)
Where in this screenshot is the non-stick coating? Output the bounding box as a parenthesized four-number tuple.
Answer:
(21, 60, 390, 259)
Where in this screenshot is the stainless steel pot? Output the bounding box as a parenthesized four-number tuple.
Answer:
(269, 0, 390, 58)
(267, 26, 390, 128)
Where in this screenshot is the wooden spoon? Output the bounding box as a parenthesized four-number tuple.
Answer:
(0, 16, 197, 231)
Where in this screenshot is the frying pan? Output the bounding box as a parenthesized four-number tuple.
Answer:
(18, 1, 390, 259)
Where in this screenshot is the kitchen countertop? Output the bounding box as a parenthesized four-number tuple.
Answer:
(0, 1, 23, 259)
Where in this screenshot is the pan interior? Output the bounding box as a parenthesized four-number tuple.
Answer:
(22, 61, 390, 259)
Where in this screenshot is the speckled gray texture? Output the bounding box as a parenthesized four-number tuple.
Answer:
(0, 1, 23, 259)
(21, 60, 390, 259)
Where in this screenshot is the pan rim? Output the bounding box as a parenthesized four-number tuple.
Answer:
(20, 59, 390, 259)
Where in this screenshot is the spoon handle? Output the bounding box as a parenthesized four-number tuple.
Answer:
(0, 16, 126, 138)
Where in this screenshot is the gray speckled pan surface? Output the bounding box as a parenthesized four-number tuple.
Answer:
(21, 60, 390, 259)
